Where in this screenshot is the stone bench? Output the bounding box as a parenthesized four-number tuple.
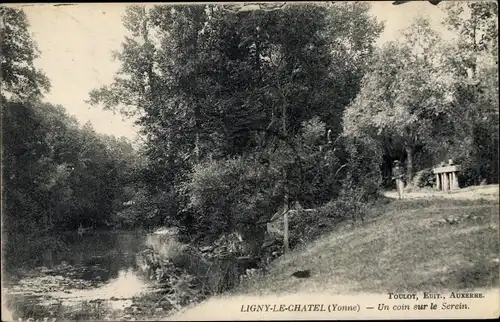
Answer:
(433, 161, 460, 191)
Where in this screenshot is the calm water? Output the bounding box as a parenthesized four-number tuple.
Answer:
(2, 229, 176, 321)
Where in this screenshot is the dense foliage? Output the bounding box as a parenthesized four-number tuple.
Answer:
(441, 1, 499, 185)
(344, 2, 498, 188)
(3, 101, 139, 233)
(88, 3, 385, 246)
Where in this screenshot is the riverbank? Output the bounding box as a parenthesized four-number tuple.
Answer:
(170, 193, 499, 320)
(3, 188, 499, 321)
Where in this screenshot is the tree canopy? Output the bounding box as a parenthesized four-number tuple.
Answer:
(0, 6, 50, 102)
(343, 17, 456, 184)
(88, 3, 385, 244)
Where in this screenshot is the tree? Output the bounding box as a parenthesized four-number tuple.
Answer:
(441, 1, 498, 184)
(0, 6, 50, 102)
(2, 6, 52, 234)
(443, 1, 498, 67)
(3, 99, 139, 234)
(88, 3, 384, 244)
(343, 17, 455, 186)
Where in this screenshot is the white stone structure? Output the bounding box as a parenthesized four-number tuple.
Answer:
(433, 160, 461, 191)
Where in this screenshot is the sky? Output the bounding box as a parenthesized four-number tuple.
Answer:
(15, 2, 454, 140)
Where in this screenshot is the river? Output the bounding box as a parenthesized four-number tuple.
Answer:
(2, 228, 180, 321)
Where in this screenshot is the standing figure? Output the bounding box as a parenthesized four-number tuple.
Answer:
(392, 160, 405, 199)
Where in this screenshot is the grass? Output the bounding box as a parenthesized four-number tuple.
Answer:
(232, 196, 499, 296)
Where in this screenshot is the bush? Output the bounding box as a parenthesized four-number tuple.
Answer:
(136, 236, 218, 309)
(264, 132, 382, 249)
(412, 168, 435, 188)
(283, 190, 372, 247)
(137, 231, 262, 298)
(141, 234, 210, 279)
(293, 118, 345, 207)
(340, 134, 383, 201)
(135, 246, 209, 311)
(184, 156, 282, 253)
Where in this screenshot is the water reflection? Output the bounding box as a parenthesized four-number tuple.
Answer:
(47, 269, 149, 304)
(3, 229, 175, 321)
(9, 230, 148, 283)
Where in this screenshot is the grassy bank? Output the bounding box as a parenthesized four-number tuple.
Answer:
(234, 197, 499, 295)
(169, 194, 499, 320)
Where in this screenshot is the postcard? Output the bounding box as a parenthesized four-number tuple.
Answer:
(1, 1, 499, 321)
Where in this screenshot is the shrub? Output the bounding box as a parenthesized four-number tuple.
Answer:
(412, 168, 435, 188)
(340, 134, 383, 201)
(284, 190, 372, 247)
(184, 156, 282, 253)
(264, 132, 382, 249)
(141, 235, 210, 279)
(293, 118, 345, 207)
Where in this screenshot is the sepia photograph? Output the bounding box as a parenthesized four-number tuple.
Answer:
(1, 1, 499, 321)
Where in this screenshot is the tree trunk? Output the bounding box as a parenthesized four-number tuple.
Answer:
(405, 145, 414, 187)
(194, 130, 200, 162)
(283, 174, 289, 256)
(281, 96, 289, 256)
(191, 14, 203, 163)
(194, 95, 201, 162)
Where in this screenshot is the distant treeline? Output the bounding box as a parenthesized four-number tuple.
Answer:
(2, 99, 140, 232)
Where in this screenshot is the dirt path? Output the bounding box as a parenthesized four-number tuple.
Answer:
(383, 184, 499, 201)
